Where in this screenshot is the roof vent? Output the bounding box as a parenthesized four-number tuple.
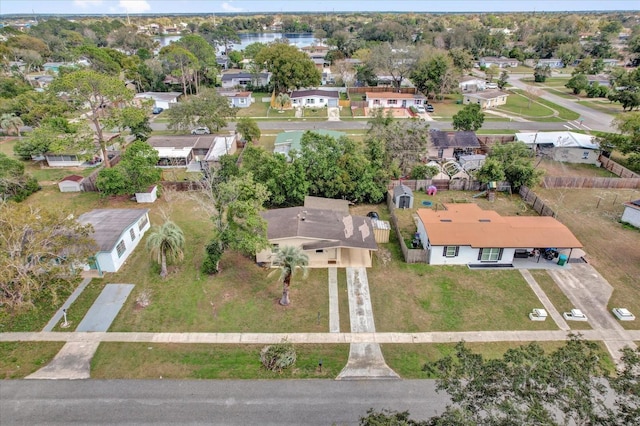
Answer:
(440, 219, 452, 222)
(479, 219, 491, 222)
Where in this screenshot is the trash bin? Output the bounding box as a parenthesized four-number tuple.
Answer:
(557, 254, 568, 266)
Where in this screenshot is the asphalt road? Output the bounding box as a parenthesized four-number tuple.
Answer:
(1, 379, 447, 425)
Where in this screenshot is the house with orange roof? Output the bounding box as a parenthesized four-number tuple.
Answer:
(365, 92, 427, 109)
(415, 204, 582, 266)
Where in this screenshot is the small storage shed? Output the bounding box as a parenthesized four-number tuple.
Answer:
(135, 185, 158, 203)
(58, 175, 84, 192)
(371, 219, 391, 243)
(621, 199, 640, 228)
(393, 184, 414, 209)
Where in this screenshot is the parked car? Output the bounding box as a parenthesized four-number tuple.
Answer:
(426, 104, 434, 113)
(191, 126, 210, 135)
(415, 105, 426, 114)
(152, 107, 164, 114)
(486, 82, 498, 89)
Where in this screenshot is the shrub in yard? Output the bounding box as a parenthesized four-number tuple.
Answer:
(260, 342, 297, 372)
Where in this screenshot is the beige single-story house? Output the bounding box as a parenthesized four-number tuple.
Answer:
(515, 132, 600, 164)
(365, 92, 427, 109)
(257, 206, 378, 268)
(463, 90, 509, 109)
(621, 199, 640, 228)
(416, 204, 582, 266)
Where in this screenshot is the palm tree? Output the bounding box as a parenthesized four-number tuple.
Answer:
(270, 246, 309, 306)
(146, 220, 185, 278)
(0, 113, 24, 138)
(275, 93, 290, 112)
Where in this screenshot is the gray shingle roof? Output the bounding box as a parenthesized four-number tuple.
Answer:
(78, 209, 149, 252)
(393, 184, 413, 199)
(430, 130, 480, 149)
(290, 89, 339, 99)
(262, 207, 377, 250)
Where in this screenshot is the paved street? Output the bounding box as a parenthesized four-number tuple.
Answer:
(0, 379, 446, 425)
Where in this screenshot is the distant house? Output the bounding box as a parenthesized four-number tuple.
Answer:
(44, 132, 119, 167)
(587, 75, 611, 87)
(515, 131, 600, 164)
(256, 206, 378, 268)
(621, 199, 640, 228)
(463, 90, 509, 109)
(78, 209, 151, 274)
(526, 58, 564, 69)
(479, 57, 519, 68)
(274, 129, 345, 160)
(428, 130, 481, 160)
(134, 92, 181, 109)
(458, 76, 487, 92)
(365, 92, 427, 109)
(219, 91, 254, 108)
(42, 62, 68, 73)
(148, 134, 238, 169)
(221, 72, 271, 89)
(58, 175, 85, 193)
(290, 89, 339, 108)
(416, 203, 582, 266)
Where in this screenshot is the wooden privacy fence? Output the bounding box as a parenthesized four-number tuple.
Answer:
(542, 176, 640, 189)
(519, 186, 556, 217)
(599, 155, 640, 179)
(386, 191, 428, 264)
(388, 179, 511, 192)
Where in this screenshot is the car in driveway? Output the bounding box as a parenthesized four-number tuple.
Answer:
(152, 107, 163, 114)
(426, 104, 434, 113)
(415, 105, 426, 114)
(191, 126, 210, 135)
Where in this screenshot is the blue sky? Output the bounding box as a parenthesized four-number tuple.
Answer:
(1, 0, 637, 15)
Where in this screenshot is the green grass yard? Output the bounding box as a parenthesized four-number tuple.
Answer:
(0, 342, 65, 379)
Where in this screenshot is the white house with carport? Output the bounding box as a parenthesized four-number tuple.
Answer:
(134, 92, 181, 109)
(290, 89, 340, 108)
(416, 203, 582, 266)
(515, 131, 600, 164)
(78, 208, 150, 274)
(621, 199, 640, 228)
(458, 76, 487, 92)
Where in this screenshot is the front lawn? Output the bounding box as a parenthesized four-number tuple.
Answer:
(91, 343, 349, 379)
(496, 91, 555, 118)
(0, 342, 65, 379)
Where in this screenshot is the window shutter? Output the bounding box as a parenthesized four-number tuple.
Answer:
(478, 249, 483, 260)
(455, 246, 459, 256)
(443, 247, 447, 256)
(498, 248, 504, 260)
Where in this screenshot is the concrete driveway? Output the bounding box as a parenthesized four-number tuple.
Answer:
(547, 264, 637, 364)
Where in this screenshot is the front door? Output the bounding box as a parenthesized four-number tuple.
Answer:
(399, 195, 410, 209)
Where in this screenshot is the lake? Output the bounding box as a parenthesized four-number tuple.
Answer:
(155, 33, 319, 52)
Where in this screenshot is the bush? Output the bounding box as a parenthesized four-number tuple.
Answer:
(260, 341, 297, 372)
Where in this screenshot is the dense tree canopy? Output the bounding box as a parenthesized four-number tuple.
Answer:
(166, 88, 237, 133)
(0, 153, 39, 202)
(254, 43, 321, 93)
(452, 103, 485, 131)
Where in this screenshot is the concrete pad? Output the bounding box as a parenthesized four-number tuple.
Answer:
(346, 267, 375, 333)
(76, 284, 134, 332)
(328, 267, 340, 333)
(336, 343, 400, 380)
(25, 342, 99, 380)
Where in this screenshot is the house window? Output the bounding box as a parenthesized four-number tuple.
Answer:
(138, 215, 149, 231)
(315, 249, 324, 253)
(239, 98, 247, 105)
(582, 151, 589, 159)
(306, 98, 315, 104)
(415, 99, 422, 105)
(478, 248, 503, 262)
(437, 149, 444, 159)
(443, 246, 459, 257)
(388, 99, 397, 105)
(374, 99, 380, 105)
(116, 240, 126, 258)
(129, 228, 136, 241)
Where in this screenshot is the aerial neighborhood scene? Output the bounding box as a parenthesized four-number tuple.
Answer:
(2, 0, 640, 423)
